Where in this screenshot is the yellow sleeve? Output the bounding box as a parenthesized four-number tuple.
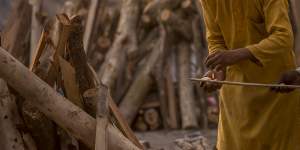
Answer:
(200, 0, 227, 54)
(246, 0, 294, 66)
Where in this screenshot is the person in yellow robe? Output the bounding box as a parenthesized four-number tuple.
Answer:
(199, 0, 300, 149)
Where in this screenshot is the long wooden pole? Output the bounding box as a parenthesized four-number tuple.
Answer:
(190, 78, 300, 89)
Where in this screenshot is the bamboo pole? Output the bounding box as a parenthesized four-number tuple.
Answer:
(190, 78, 300, 89)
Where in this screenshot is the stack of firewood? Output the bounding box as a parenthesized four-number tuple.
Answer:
(1, 0, 300, 149)
(0, 0, 219, 149)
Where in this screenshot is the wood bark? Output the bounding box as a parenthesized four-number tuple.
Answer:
(160, 9, 192, 41)
(0, 80, 26, 150)
(29, 0, 43, 65)
(290, 0, 300, 64)
(119, 26, 166, 125)
(97, 0, 140, 89)
(165, 57, 179, 129)
(177, 42, 198, 129)
(83, 86, 109, 150)
(75, 23, 144, 149)
(1, 0, 31, 66)
(2, 1, 57, 149)
(0, 47, 140, 150)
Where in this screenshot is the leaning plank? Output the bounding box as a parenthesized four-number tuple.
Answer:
(0, 47, 140, 150)
(30, 28, 49, 71)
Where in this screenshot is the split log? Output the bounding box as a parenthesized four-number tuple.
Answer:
(0, 80, 26, 150)
(30, 28, 49, 71)
(97, 0, 140, 89)
(67, 16, 97, 115)
(83, 86, 109, 150)
(119, 26, 166, 125)
(66, 16, 143, 149)
(177, 42, 198, 129)
(59, 56, 84, 108)
(0, 47, 140, 150)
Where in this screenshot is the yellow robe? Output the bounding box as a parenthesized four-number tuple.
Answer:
(200, 0, 300, 149)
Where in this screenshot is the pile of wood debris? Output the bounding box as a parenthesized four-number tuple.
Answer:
(0, 0, 299, 150)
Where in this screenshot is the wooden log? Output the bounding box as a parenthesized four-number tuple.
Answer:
(65, 16, 143, 149)
(177, 42, 198, 129)
(165, 57, 179, 129)
(141, 0, 181, 28)
(97, 0, 140, 89)
(1, 0, 31, 65)
(0, 80, 26, 150)
(21, 26, 58, 150)
(160, 9, 193, 41)
(29, 0, 43, 65)
(192, 16, 208, 129)
(83, 0, 100, 52)
(153, 28, 168, 129)
(67, 16, 97, 115)
(143, 0, 181, 19)
(0, 47, 140, 150)
(144, 108, 161, 130)
(134, 115, 148, 132)
(119, 26, 166, 125)
(83, 86, 109, 150)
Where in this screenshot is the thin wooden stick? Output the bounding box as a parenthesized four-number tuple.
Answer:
(190, 78, 300, 89)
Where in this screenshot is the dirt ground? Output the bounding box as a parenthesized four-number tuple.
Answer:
(136, 129, 217, 150)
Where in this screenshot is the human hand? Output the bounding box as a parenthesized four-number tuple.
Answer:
(271, 70, 300, 93)
(200, 70, 226, 92)
(205, 48, 252, 70)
